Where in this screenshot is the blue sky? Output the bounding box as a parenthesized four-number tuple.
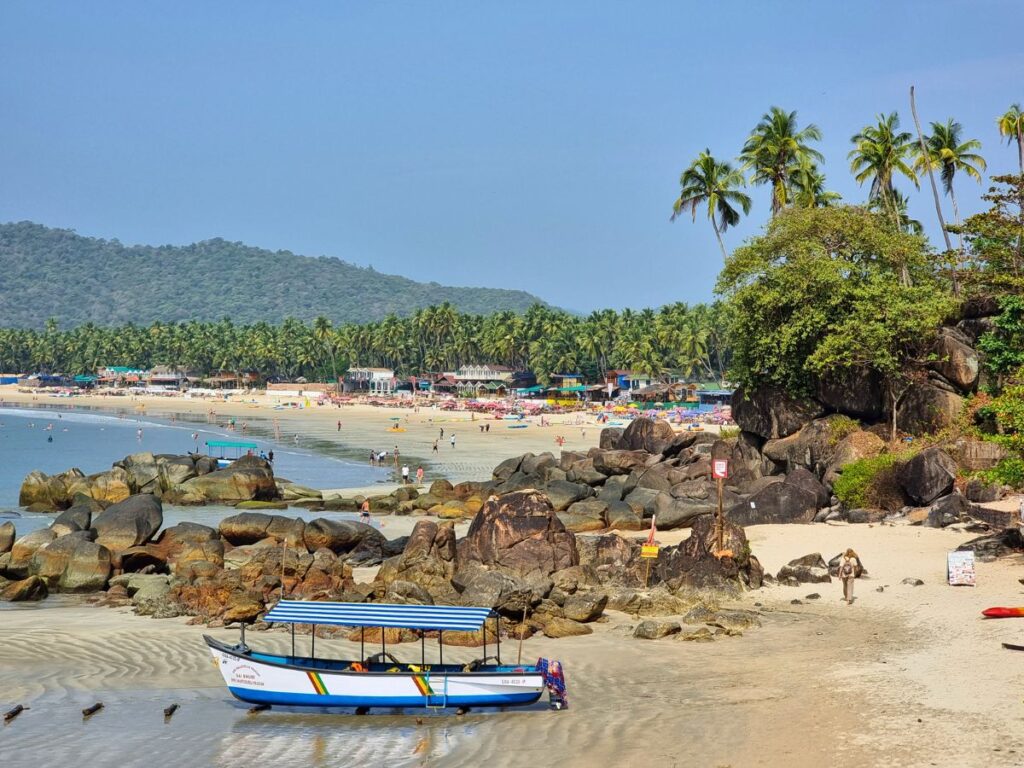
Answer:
(1, 2, 1022, 312)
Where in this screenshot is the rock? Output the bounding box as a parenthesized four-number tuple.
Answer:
(823, 430, 886, 488)
(924, 492, 970, 528)
(651, 493, 714, 530)
(599, 427, 624, 450)
(953, 439, 1006, 472)
(845, 508, 887, 524)
(156, 456, 198, 491)
(897, 448, 957, 505)
(30, 535, 112, 591)
(762, 417, 845, 474)
(814, 368, 884, 420)
(542, 617, 593, 638)
(458, 491, 578, 580)
(0, 521, 14, 554)
(707, 609, 762, 631)
(1, 575, 48, 601)
(119, 452, 161, 494)
(51, 503, 94, 537)
(561, 591, 607, 622)
(656, 513, 759, 592)
(492, 455, 526, 482)
(522, 453, 556, 476)
(619, 417, 676, 454)
(131, 577, 175, 617)
(783, 466, 830, 508)
(591, 450, 653, 476)
(384, 579, 434, 605)
(235, 500, 289, 510)
(90, 494, 163, 554)
(901, 577, 924, 587)
(458, 570, 534, 615)
(712, 431, 779, 486)
(827, 553, 866, 578)
(277, 482, 322, 501)
(541, 480, 591, 511)
(7, 528, 58, 576)
(557, 499, 609, 532)
(957, 528, 1024, 561)
(438, 500, 474, 519)
(727, 482, 818, 526)
(597, 475, 628, 502)
(633, 619, 681, 639)
(622, 487, 661, 517)
(732, 385, 825, 440)
(150, 523, 224, 569)
(896, 383, 964, 435)
(680, 627, 715, 642)
(219, 512, 277, 544)
(303, 518, 382, 554)
(930, 326, 980, 392)
(375, 520, 458, 601)
(605, 501, 643, 530)
(776, 553, 831, 584)
(964, 477, 1004, 503)
(168, 461, 277, 504)
(222, 595, 265, 624)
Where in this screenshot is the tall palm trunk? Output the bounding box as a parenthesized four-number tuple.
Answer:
(909, 86, 957, 296)
(949, 180, 965, 257)
(711, 218, 728, 261)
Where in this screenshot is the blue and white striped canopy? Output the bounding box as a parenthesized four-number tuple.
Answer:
(263, 601, 494, 631)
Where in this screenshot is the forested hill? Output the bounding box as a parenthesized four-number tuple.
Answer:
(0, 222, 549, 328)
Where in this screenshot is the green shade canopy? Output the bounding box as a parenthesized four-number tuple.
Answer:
(205, 440, 259, 449)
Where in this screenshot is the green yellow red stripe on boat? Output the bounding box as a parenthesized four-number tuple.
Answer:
(412, 674, 434, 696)
(307, 670, 328, 695)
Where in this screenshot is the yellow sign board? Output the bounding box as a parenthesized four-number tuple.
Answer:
(641, 545, 660, 559)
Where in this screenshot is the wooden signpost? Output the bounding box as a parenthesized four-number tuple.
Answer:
(712, 459, 729, 555)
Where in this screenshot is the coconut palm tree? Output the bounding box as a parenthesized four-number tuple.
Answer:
(671, 150, 751, 261)
(740, 107, 824, 216)
(848, 112, 919, 223)
(870, 190, 923, 235)
(915, 119, 986, 246)
(998, 104, 1024, 175)
(790, 159, 841, 208)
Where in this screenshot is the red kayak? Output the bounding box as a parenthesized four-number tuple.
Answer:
(983, 607, 1024, 618)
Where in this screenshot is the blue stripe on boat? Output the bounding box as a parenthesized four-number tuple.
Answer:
(227, 687, 541, 708)
(263, 600, 494, 631)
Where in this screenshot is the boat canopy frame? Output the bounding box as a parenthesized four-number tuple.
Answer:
(260, 600, 502, 669)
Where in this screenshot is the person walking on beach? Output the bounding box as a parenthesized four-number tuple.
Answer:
(432, 440, 438, 453)
(337, 420, 342, 431)
(401, 464, 410, 484)
(450, 434, 456, 449)
(268, 450, 274, 463)
(839, 549, 859, 604)
(439, 427, 444, 439)
(360, 499, 371, 524)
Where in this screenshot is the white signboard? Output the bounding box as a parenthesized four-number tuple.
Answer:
(947, 551, 976, 587)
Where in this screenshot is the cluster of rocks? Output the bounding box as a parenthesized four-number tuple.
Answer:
(19, 453, 283, 510)
(0, 494, 396, 619)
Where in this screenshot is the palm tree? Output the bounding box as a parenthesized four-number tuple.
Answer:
(790, 158, 841, 208)
(915, 119, 986, 244)
(671, 150, 751, 260)
(848, 112, 918, 223)
(870, 190, 923, 235)
(740, 107, 823, 215)
(997, 104, 1024, 175)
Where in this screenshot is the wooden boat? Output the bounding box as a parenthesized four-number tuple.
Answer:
(206, 601, 553, 711)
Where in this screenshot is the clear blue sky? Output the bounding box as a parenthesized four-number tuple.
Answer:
(1, 2, 1021, 312)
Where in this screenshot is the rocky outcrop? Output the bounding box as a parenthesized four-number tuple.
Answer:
(1, 575, 48, 601)
(90, 494, 163, 554)
(0, 521, 14, 554)
(815, 368, 885, 421)
(29, 534, 112, 591)
(777, 553, 831, 584)
(618, 417, 676, 454)
(459, 491, 578, 580)
(727, 478, 819, 526)
(732, 385, 825, 440)
(376, 520, 459, 602)
(822, 430, 885, 488)
(930, 327, 980, 392)
(166, 459, 277, 505)
(896, 383, 964, 435)
(897, 448, 956, 506)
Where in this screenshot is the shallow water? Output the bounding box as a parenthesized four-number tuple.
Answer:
(0, 404, 390, 526)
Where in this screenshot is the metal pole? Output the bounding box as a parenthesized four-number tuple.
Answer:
(439, 631, 443, 666)
(381, 627, 386, 660)
(495, 615, 501, 664)
(483, 618, 487, 661)
(421, 631, 425, 667)
(311, 625, 316, 660)
(716, 476, 724, 554)
(516, 603, 527, 665)
(291, 623, 295, 658)
(360, 626, 365, 662)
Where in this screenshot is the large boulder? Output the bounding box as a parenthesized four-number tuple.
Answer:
(711, 432, 778, 486)
(0, 521, 14, 554)
(930, 327, 980, 392)
(149, 522, 224, 569)
(599, 427, 624, 450)
(1, 575, 48, 601)
(457, 569, 535, 615)
(619, 417, 676, 455)
(896, 383, 964, 435)
(557, 499, 609, 532)
(303, 518, 383, 556)
(19, 469, 69, 509)
(924, 492, 970, 528)
(168, 460, 277, 504)
(952, 439, 1006, 472)
(542, 480, 591, 511)
(897, 448, 957, 506)
(156, 456, 198, 491)
(591, 450, 652, 476)
(118, 452, 161, 494)
(220, 513, 299, 546)
(656, 513, 759, 592)
(776, 553, 831, 584)
(822, 430, 886, 488)
(29, 534, 112, 591)
(762, 416, 848, 474)
(732, 385, 825, 440)
(375, 520, 459, 601)
(783, 466, 829, 509)
(51, 502, 96, 537)
(651, 493, 714, 530)
(458, 491, 578, 580)
(727, 481, 818, 526)
(7, 528, 58, 577)
(561, 591, 608, 622)
(90, 494, 163, 554)
(814, 368, 884, 421)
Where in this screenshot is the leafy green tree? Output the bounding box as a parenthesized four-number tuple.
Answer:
(717, 206, 954, 440)
(740, 107, 824, 216)
(671, 150, 751, 260)
(955, 174, 1024, 290)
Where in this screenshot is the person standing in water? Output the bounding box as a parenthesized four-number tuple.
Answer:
(416, 465, 424, 485)
(839, 549, 859, 604)
(450, 434, 456, 449)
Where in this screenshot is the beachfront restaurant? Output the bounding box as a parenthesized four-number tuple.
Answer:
(344, 367, 396, 395)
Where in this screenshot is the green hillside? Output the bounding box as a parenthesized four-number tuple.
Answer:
(0, 221, 549, 328)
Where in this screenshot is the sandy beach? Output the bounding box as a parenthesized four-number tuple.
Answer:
(3, 520, 1024, 767)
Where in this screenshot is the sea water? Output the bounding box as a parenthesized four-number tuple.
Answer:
(0, 405, 391, 534)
